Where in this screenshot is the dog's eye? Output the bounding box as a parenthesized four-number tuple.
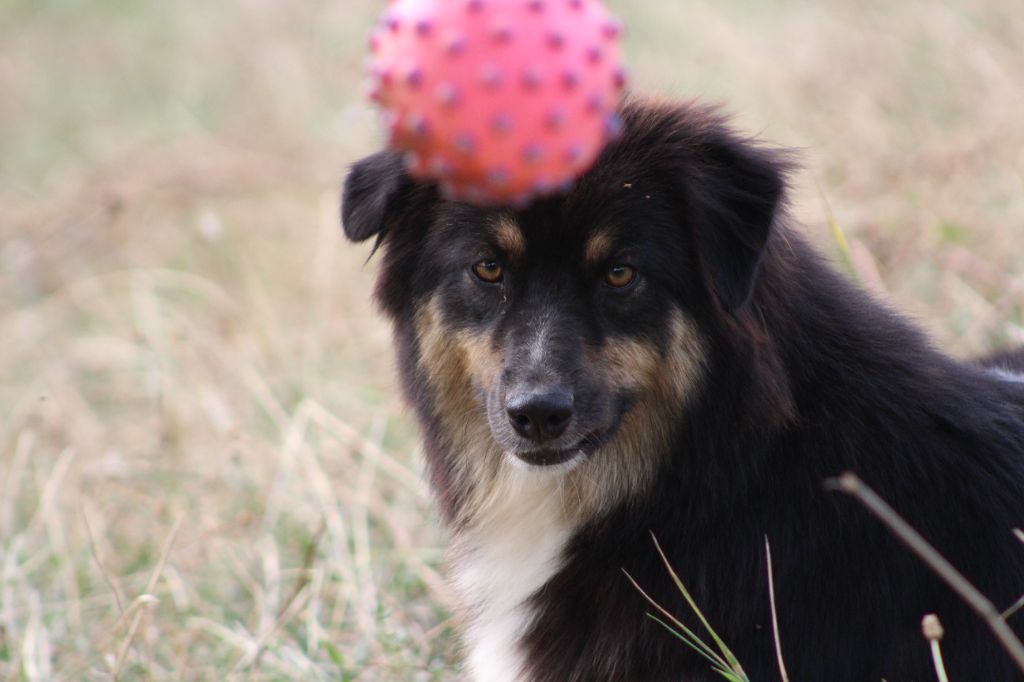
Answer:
(472, 260, 504, 284)
(604, 265, 637, 289)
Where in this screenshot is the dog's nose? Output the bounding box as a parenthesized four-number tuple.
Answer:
(506, 388, 574, 443)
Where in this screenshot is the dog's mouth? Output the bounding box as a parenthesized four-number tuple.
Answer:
(495, 396, 633, 470)
(512, 434, 603, 468)
(514, 446, 584, 467)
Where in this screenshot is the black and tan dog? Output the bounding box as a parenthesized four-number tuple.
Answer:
(342, 98, 1024, 681)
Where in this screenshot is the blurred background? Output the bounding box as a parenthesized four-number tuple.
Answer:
(1, 0, 1021, 679)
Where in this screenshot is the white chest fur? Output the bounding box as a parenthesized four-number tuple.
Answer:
(452, 469, 575, 682)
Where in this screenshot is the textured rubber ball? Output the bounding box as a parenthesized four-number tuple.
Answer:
(367, 0, 627, 206)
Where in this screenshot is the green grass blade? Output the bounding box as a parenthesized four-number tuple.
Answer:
(815, 179, 853, 271)
(624, 570, 726, 666)
(646, 614, 739, 681)
(649, 532, 748, 678)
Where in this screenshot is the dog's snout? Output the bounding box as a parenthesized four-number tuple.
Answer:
(506, 388, 574, 443)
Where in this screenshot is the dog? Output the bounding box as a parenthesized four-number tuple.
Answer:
(342, 97, 1024, 681)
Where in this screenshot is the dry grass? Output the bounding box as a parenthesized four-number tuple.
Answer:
(1, 0, 1022, 679)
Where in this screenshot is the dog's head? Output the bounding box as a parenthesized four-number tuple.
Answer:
(342, 99, 787, 516)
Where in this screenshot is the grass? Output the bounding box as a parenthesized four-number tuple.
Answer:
(624, 534, 751, 682)
(1, 0, 1023, 679)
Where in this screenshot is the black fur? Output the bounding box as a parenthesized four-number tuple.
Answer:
(687, 128, 784, 312)
(342, 98, 1024, 681)
(341, 150, 415, 244)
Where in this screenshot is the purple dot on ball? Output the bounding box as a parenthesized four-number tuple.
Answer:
(545, 109, 566, 131)
(527, 0, 545, 12)
(585, 45, 603, 64)
(466, 0, 485, 13)
(612, 67, 627, 90)
(491, 23, 513, 44)
(415, 19, 433, 37)
(561, 70, 580, 90)
(602, 19, 623, 39)
(604, 114, 624, 138)
(492, 112, 514, 135)
(565, 143, 586, 163)
(533, 176, 556, 195)
(488, 168, 511, 187)
(444, 34, 467, 56)
(522, 68, 543, 90)
(406, 114, 430, 137)
(522, 144, 545, 165)
(406, 67, 424, 89)
(454, 132, 476, 155)
(547, 32, 565, 50)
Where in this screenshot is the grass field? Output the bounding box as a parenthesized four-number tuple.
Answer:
(1, 1, 1022, 679)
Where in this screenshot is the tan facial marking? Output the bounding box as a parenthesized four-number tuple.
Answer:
(414, 298, 504, 430)
(415, 298, 490, 448)
(415, 294, 706, 527)
(576, 310, 707, 513)
(493, 217, 526, 259)
(414, 298, 507, 516)
(457, 332, 504, 393)
(594, 312, 705, 403)
(584, 229, 616, 268)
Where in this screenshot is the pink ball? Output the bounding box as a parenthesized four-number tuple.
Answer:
(367, 0, 627, 205)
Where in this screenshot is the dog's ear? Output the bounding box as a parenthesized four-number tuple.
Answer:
(689, 132, 785, 313)
(341, 150, 416, 243)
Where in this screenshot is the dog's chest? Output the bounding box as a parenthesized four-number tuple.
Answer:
(451, 476, 574, 682)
